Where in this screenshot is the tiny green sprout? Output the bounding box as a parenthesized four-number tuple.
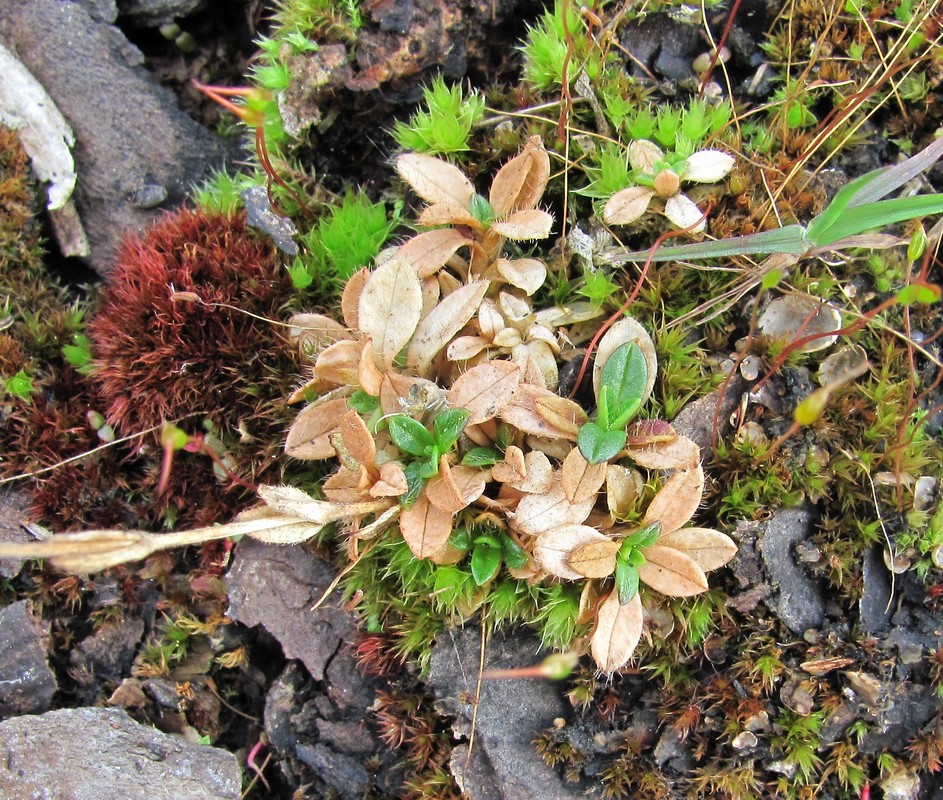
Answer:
(4, 370, 34, 401)
(578, 341, 648, 464)
(468, 193, 495, 225)
(392, 76, 485, 155)
(614, 522, 661, 604)
(62, 333, 94, 374)
(467, 531, 527, 586)
(388, 408, 470, 484)
(462, 446, 503, 467)
(908, 220, 927, 261)
(578, 269, 620, 308)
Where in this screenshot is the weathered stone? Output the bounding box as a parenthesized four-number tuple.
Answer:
(756, 506, 826, 633)
(0, 491, 32, 578)
(295, 742, 372, 796)
(860, 544, 893, 633)
(0, 707, 240, 799)
(0, 0, 233, 274)
(672, 381, 744, 456)
(0, 600, 56, 716)
(227, 539, 358, 681)
(117, 0, 207, 27)
(428, 625, 583, 800)
(69, 614, 145, 699)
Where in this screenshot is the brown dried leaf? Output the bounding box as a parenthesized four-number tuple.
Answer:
(341, 267, 369, 330)
(625, 434, 701, 471)
(426, 460, 488, 513)
(657, 527, 737, 572)
(446, 360, 521, 425)
(643, 465, 705, 534)
(492, 445, 526, 483)
(339, 410, 376, 468)
(561, 447, 608, 504)
(534, 395, 588, 436)
(324, 467, 369, 502)
(407, 281, 488, 377)
(534, 524, 612, 580)
(358, 258, 422, 368)
(513, 450, 554, 494)
(314, 339, 362, 386)
(568, 538, 621, 578)
(511, 484, 594, 537)
(490, 209, 554, 241)
(602, 186, 655, 226)
(500, 384, 579, 441)
(495, 258, 547, 296)
(591, 590, 643, 673)
(288, 313, 350, 360)
(447, 335, 490, 361)
(489, 136, 551, 217)
(358, 339, 384, 396)
(400, 494, 454, 559)
(396, 229, 473, 279)
(637, 544, 708, 597)
(606, 464, 641, 520)
(369, 462, 409, 498)
(396, 152, 474, 208)
(285, 397, 350, 459)
(417, 202, 481, 229)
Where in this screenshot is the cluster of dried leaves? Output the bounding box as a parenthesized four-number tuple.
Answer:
(0, 138, 736, 673)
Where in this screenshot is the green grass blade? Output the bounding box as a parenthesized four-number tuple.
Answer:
(608, 225, 808, 263)
(844, 136, 943, 209)
(811, 194, 943, 247)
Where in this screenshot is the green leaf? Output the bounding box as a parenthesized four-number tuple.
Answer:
(896, 283, 942, 306)
(4, 369, 34, 401)
(473, 533, 502, 548)
(810, 194, 943, 248)
(611, 225, 808, 264)
(401, 461, 426, 506)
(469, 193, 495, 225)
(160, 422, 191, 451)
(348, 389, 380, 414)
(501, 535, 528, 570)
(578, 422, 627, 464)
(462, 446, 502, 467)
(388, 415, 435, 456)
(471, 543, 502, 585)
(451, 528, 472, 551)
(615, 557, 640, 605)
(418, 451, 441, 479)
(599, 342, 648, 424)
(62, 334, 94, 373)
(623, 521, 662, 550)
(433, 408, 469, 449)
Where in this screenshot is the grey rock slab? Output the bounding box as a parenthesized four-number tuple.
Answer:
(0, 0, 232, 275)
(755, 506, 826, 634)
(0, 706, 240, 799)
(69, 614, 145, 699)
(672, 379, 745, 456)
(0, 600, 56, 717)
(427, 625, 583, 800)
(117, 0, 207, 27)
(226, 538, 358, 681)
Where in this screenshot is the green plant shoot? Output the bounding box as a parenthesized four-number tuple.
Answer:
(578, 341, 648, 464)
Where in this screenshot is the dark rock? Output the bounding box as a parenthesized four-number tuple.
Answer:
(315, 719, 376, 756)
(673, 380, 745, 457)
(0, 706, 240, 799)
(859, 544, 893, 633)
(0, 490, 33, 578)
(0, 0, 233, 275)
(427, 625, 583, 800)
(117, 0, 207, 27)
(619, 13, 702, 82)
(755, 506, 826, 633)
(857, 682, 940, 756)
(227, 539, 358, 681)
(295, 742, 373, 795)
(69, 614, 145, 699)
(0, 600, 56, 717)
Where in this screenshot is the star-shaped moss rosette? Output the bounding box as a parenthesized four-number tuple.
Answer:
(602, 139, 734, 233)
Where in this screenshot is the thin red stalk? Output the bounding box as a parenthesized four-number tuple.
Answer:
(697, 0, 742, 97)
